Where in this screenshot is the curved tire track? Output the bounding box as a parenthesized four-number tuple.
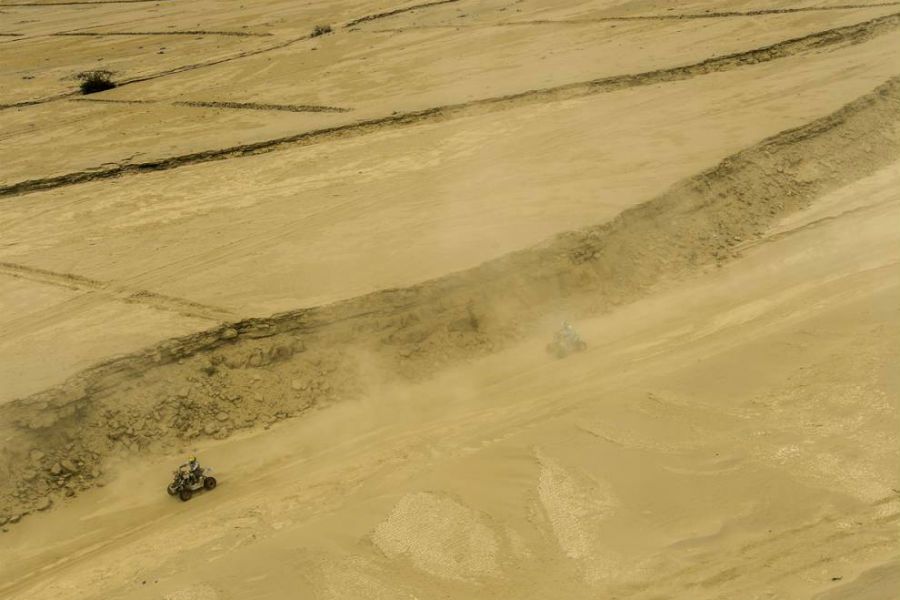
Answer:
(2, 11, 899, 199)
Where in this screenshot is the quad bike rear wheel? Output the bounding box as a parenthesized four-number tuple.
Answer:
(203, 476, 217, 491)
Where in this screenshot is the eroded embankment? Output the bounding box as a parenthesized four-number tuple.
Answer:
(0, 77, 898, 529)
(2, 11, 898, 195)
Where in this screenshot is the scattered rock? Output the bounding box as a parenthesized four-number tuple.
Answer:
(268, 343, 293, 362)
(176, 387, 191, 399)
(216, 412, 229, 422)
(35, 497, 52, 511)
(61, 459, 78, 474)
(200, 360, 217, 376)
(223, 354, 243, 369)
(49, 463, 62, 476)
(291, 379, 303, 391)
(203, 423, 219, 435)
(30, 450, 46, 463)
(0, 516, 7, 526)
(221, 328, 239, 340)
(9, 514, 21, 524)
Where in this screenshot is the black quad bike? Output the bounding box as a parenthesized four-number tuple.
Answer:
(167, 466, 217, 502)
(546, 330, 587, 359)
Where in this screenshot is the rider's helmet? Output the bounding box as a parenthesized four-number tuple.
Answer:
(188, 455, 196, 463)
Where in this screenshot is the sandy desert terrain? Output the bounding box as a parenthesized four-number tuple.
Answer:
(0, 1, 898, 598)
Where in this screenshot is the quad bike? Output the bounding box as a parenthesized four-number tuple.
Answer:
(167, 466, 217, 502)
(546, 330, 587, 359)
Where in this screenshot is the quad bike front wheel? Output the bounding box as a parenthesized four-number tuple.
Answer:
(167, 484, 177, 496)
(179, 488, 193, 502)
(203, 476, 217, 491)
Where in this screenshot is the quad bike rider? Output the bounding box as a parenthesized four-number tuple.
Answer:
(167, 455, 217, 502)
(547, 321, 587, 358)
(184, 455, 202, 483)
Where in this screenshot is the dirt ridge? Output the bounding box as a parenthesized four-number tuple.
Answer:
(1, 75, 897, 529)
(2, 11, 898, 196)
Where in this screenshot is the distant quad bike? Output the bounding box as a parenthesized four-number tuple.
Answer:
(167, 466, 217, 502)
(546, 329, 587, 359)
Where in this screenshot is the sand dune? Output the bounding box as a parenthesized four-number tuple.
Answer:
(0, 1, 897, 598)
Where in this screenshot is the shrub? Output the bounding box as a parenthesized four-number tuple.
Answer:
(77, 70, 116, 95)
(311, 24, 332, 37)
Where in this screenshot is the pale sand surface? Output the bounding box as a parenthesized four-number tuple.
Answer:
(0, 1, 898, 598)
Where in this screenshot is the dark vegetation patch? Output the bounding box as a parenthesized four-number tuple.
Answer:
(311, 24, 333, 37)
(77, 70, 116, 95)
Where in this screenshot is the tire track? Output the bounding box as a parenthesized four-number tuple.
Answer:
(0, 261, 237, 322)
(0, 31, 317, 111)
(344, 0, 460, 28)
(0, 0, 166, 5)
(498, 2, 900, 26)
(2, 11, 897, 199)
(68, 97, 351, 113)
(0, 0, 458, 111)
(632, 497, 900, 598)
(52, 30, 272, 38)
(69, 97, 154, 104)
(173, 100, 350, 113)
